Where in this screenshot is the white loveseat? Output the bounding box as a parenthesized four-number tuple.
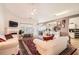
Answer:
(0, 35, 19, 55)
(33, 36, 69, 55)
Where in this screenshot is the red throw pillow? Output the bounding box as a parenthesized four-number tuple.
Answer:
(0, 38, 5, 42)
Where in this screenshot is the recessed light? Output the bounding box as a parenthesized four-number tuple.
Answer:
(31, 12, 34, 15)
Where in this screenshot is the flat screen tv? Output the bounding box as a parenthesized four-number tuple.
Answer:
(9, 21, 18, 27)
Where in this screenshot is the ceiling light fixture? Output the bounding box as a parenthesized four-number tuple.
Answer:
(31, 8, 37, 16)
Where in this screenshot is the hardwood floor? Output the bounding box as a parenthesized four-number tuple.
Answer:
(71, 38, 79, 55)
(71, 38, 79, 48)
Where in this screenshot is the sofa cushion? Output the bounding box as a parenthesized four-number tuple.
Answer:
(33, 36, 69, 55)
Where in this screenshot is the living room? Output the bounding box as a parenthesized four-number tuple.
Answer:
(0, 3, 79, 55)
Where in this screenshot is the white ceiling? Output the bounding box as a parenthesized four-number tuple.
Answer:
(4, 3, 79, 23)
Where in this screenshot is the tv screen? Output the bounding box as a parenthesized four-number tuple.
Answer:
(9, 21, 18, 27)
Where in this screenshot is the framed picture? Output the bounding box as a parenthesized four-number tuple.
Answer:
(61, 20, 66, 28)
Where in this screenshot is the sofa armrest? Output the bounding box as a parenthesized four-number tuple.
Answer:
(0, 37, 19, 50)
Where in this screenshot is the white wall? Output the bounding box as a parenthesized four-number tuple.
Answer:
(69, 17, 79, 29)
(0, 4, 5, 34)
(4, 9, 38, 35)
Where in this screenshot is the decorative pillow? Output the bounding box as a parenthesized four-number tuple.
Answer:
(5, 34, 13, 40)
(0, 35, 6, 40)
(0, 38, 5, 42)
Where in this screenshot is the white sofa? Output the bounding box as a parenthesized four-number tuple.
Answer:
(0, 35, 19, 55)
(33, 36, 69, 55)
